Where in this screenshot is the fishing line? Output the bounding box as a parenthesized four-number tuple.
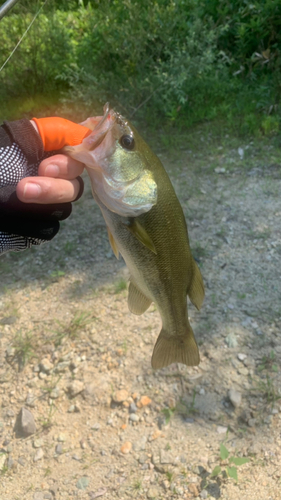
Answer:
(0, 0, 49, 74)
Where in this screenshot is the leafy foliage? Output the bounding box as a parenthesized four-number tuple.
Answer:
(1, 0, 281, 131)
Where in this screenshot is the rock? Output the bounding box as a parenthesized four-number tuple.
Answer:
(129, 414, 139, 423)
(67, 380, 84, 398)
(76, 477, 89, 490)
(89, 489, 107, 498)
(138, 453, 147, 464)
(0, 453, 6, 470)
(55, 444, 63, 455)
(228, 388, 242, 408)
(133, 436, 147, 451)
(7, 456, 14, 469)
(225, 333, 238, 348)
(214, 167, 226, 174)
(200, 490, 208, 499)
(18, 456, 25, 466)
(49, 387, 61, 399)
(217, 426, 228, 434)
(33, 438, 44, 449)
(54, 361, 70, 372)
(26, 393, 36, 408)
(237, 353, 247, 362)
(43, 493, 53, 500)
(160, 449, 173, 464)
(80, 439, 87, 449)
(57, 433, 66, 442)
(14, 407, 36, 437)
(33, 493, 44, 500)
(238, 147, 244, 160)
(238, 366, 249, 376)
(39, 358, 53, 374)
(34, 448, 44, 462)
(120, 441, 132, 454)
(147, 487, 160, 499)
(188, 483, 199, 497)
(137, 395, 152, 408)
(129, 402, 138, 413)
(113, 389, 128, 403)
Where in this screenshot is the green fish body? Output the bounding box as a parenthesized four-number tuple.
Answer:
(65, 105, 204, 369)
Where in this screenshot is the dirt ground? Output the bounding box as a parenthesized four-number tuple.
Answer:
(0, 127, 281, 500)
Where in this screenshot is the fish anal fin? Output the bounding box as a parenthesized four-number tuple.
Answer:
(151, 324, 200, 370)
(107, 226, 120, 259)
(188, 261, 205, 310)
(123, 219, 157, 254)
(128, 282, 152, 315)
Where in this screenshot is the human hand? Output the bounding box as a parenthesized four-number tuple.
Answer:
(16, 154, 85, 204)
(16, 117, 91, 204)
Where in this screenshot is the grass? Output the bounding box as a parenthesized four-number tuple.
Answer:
(11, 330, 37, 371)
(51, 311, 93, 346)
(114, 278, 127, 294)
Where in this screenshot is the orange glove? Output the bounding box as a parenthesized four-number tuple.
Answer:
(32, 117, 91, 151)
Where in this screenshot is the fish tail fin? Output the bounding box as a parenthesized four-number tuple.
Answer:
(188, 260, 205, 310)
(151, 321, 200, 370)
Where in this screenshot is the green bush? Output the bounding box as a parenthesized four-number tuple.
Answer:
(1, 0, 280, 132)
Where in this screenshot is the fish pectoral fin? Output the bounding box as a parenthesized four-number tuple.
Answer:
(106, 226, 120, 259)
(151, 323, 200, 370)
(128, 282, 152, 315)
(123, 219, 157, 254)
(188, 260, 205, 310)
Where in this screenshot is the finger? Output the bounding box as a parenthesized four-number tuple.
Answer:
(38, 154, 84, 180)
(16, 177, 82, 204)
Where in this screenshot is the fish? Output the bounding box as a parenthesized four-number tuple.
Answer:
(65, 103, 204, 369)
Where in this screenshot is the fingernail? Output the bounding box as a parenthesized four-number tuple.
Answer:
(44, 164, 60, 177)
(23, 182, 41, 199)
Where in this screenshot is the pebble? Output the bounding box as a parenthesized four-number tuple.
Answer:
(133, 436, 147, 451)
(26, 393, 36, 408)
(238, 367, 249, 376)
(137, 395, 152, 408)
(120, 441, 132, 454)
(57, 433, 66, 442)
(129, 402, 138, 413)
(237, 353, 247, 362)
(80, 439, 87, 449)
(147, 487, 160, 499)
(129, 414, 139, 423)
(200, 490, 208, 499)
(188, 483, 199, 497)
(55, 444, 63, 455)
(33, 438, 44, 448)
(67, 380, 84, 398)
(54, 361, 70, 372)
(113, 389, 128, 403)
(160, 449, 173, 464)
(18, 456, 25, 466)
(34, 448, 44, 462)
(225, 333, 238, 348)
(89, 489, 107, 499)
(217, 426, 228, 434)
(39, 358, 53, 374)
(15, 407, 36, 436)
(33, 493, 44, 500)
(76, 477, 89, 490)
(228, 388, 242, 408)
(49, 387, 61, 399)
(0, 453, 6, 470)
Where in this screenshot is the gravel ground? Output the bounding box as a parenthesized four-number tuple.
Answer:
(0, 128, 281, 500)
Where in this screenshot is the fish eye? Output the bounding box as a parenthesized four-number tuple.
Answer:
(120, 134, 135, 151)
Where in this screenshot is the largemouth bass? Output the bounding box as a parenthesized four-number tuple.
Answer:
(65, 104, 204, 369)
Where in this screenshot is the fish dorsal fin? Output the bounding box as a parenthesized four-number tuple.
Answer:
(151, 322, 200, 369)
(188, 260, 205, 310)
(123, 219, 157, 254)
(128, 281, 152, 315)
(106, 226, 120, 259)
